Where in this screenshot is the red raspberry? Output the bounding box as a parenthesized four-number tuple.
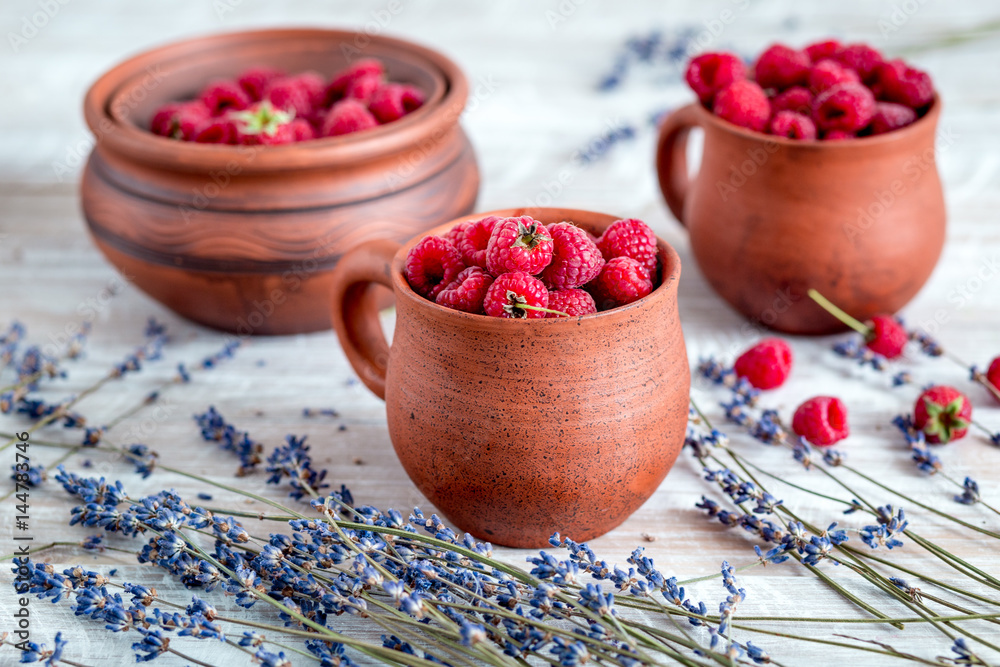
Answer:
(596, 218, 658, 279)
(865, 314, 908, 358)
(768, 111, 817, 140)
(483, 272, 549, 319)
(754, 44, 811, 89)
(804, 39, 843, 63)
(325, 58, 386, 103)
(770, 86, 813, 115)
(986, 357, 1000, 404)
(914, 385, 972, 444)
(734, 338, 793, 390)
(458, 216, 500, 269)
(151, 102, 211, 140)
(792, 396, 849, 447)
(588, 257, 653, 310)
(230, 102, 296, 145)
(404, 236, 465, 300)
(834, 44, 884, 84)
(369, 83, 425, 123)
(485, 217, 553, 276)
(869, 102, 917, 135)
(344, 73, 383, 105)
(194, 118, 237, 144)
(823, 129, 855, 141)
(871, 59, 934, 109)
(444, 220, 471, 248)
(713, 80, 770, 132)
(290, 118, 315, 142)
(807, 60, 859, 94)
(266, 72, 325, 117)
(812, 83, 875, 133)
(237, 67, 284, 102)
(540, 222, 605, 290)
(435, 266, 494, 314)
(321, 99, 379, 137)
(199, 80, 251, 116)
(684, 52, 746, 105)
(547, 289, 597, 317)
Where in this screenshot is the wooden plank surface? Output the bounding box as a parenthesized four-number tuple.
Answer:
(2, 0, 1000, 665)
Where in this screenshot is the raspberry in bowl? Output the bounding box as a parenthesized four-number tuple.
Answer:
(81, 28, 479, 335)
(658, 39, 945, 334)
(329, 208, 690, 548)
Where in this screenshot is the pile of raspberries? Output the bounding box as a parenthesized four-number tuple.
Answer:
(403, 216, 661, 318)
(684, 40, 935, 140)
(148, 58, 424, 145)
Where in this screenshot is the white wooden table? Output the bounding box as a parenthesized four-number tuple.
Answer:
(2, 1, 1000, 665)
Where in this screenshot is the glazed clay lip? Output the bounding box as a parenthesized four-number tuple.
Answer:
(656, 97, 945, 335)
(330, 207, 691, 548)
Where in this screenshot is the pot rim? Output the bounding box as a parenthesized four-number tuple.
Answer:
(83, 27, 469, 172)
(683, 92, 941, 148)
(388, 207, 682, 327)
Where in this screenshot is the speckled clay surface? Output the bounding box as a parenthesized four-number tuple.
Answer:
(330, 208, 690, 548)
(656, 98, 946, 335)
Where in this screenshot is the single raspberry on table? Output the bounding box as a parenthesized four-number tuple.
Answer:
(713, 80, 770, 132)
(588, 257, 653, 310)
(325, 58, 386, 104)
(812, 82, 875, 133)
(914, 385, 972, 444)
(458, 216, 500, 269)
(404, 236, 465, 300)
(869, 102, 917, 135)
(194, 118, 237, 144)
(485, 217, 553, 276)
(369, 83, 425, 123)
(266, 72, 325, 118)
(833, 43, 884, 84)
(151, 102, 211, 140)
(754, 44, 811, 89)
(865, 314, 908, 358)
(807, 59, 860, 94)
(769, 86, 813, 115)
(768, 111, 817, 140)
(321, 99, 379, 137)
(546, 289, 597, 317)
(596, 218, 658, 279)
(199, 80, 251, 115)
(804, 39, 843, 63)
(792, 396, 849, 447)
(435, 266, 494, 314)
(540, 222, 605, 290)
(986, 357, 1000, 404)
(237, 67, 285, 102)
(684, 52, 746, 105)
(483, 272, 549, 319)
(734, 338, 793, 390)
(871, 59, 934, 109)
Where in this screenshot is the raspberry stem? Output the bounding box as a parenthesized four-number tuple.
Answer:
(807, 289, 871, 336)
(514, 304, 572, 318)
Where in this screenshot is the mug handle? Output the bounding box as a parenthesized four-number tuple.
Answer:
(329, 238, 400, 400)
(655, 103, 702, 226)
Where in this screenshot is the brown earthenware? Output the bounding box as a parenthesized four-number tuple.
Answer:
(329, 207, 690, 548)
(656, 97, 946, 334)
(80, 28, 479, 335)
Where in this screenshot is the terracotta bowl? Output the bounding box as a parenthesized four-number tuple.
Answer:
(656, 98, 946, 335)
(81, 28, 479, 335)
(329, 208, 691, 548)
